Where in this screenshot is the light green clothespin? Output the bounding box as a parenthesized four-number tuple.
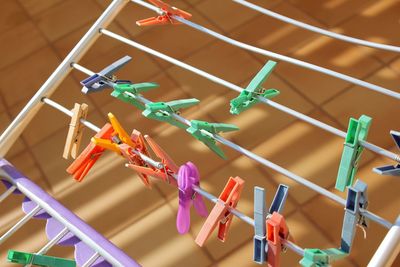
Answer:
(299, 248, 347, 267)
(111, 82, 159, 110)
(7, 250, 76, 267)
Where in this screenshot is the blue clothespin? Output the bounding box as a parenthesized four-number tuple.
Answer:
(253, 184, 289, 264)
(340, 179, 368, 253)
(335, 115, 372, 192)
(373, 130, 400, 176)
(80, 56, 132, 94)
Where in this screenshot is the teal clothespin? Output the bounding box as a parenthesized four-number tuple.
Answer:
(230, 60, 280, 115)
(299, 248, 347, 267)
(335, 115, 372, 192)
(142, 98, 200, 129)
(186, 120, 239, 159)
(7, 250, 76, 267)
(111, 82, 159, 110)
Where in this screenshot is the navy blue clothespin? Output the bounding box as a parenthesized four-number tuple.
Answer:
(340, 179, 368, 253)
(373, 130, 400, 176)
(80, 56, 132, 94)
(253, 184, 289, 264)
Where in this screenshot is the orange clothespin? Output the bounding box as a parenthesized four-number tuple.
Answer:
(127, 135, 179, 186)
(195, 176, 245, 246)
(66, 123, 114, 182)
(136, 0, 192, 26)
(63, 103, 89, 159)
(266, 212, 291, 267)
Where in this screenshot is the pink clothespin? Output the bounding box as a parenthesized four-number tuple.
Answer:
(195, 176, 245, 246)
(176, 162, 208, 234)
(266, 212, 291, 267)
(127, 135, 179, 186)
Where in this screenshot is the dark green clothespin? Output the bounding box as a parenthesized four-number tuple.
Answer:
(7, 250, 76, 267)
(186, 120, 239, 159)
(299, 248, 347, 267)
(111, 82, 159, 110)
(230, 60, 280, 115)
(335, 115, 372, 192)
(142, 99, 200, 129)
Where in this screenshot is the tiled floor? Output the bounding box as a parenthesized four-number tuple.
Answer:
(0, 0, 400, 266)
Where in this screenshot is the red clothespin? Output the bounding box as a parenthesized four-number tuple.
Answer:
(266, 212, 291, 267)
(66, 124, 114, 182)
(127, 135, 179, 186)
(136, 0, 192, 26)
(195, 176, 245, 247)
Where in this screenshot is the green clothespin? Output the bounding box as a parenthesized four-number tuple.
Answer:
(186, 120, 239, 159)
(335, 115, 372, 191)
(230, 60, 280, 115)
(111, 82, 159, 110)
(299, 248, 347, 267)
(7, 250, 76, 267)
(142, 98, 200, 129)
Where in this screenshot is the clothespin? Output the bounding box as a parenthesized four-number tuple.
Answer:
(66, 123, 114, 182)
(127, 134, 179, 186)
(195, 176, 245, 246)
(111, 82, 159, 110)
(80, 56, 132, 94)
(176, 162, 208, 234)
(187, 120, 239, 159)
(142, 98, 200, 129)
(373, 130, 400, 176)
(63, 103, 89, 160)
(299, 248, 347, 267)
(340, 179, 368, 253)
(335, 115, 372, 191)
(230, 61, 280, 115)
(253, 184, 289, 264)
(7, 250, 76, 267)
(136, 0, 192, 26)
(266, 212, 290, 267)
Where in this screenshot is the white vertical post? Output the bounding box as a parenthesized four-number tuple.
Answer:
(368, 216, 400, 267)
(0, 0, 128, 157)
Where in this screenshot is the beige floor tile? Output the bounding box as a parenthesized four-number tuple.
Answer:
(0, 22, 47, 69)
(18, 0, 63, 17)
(0, 47, 60, 107)
(389, 57, 400, 74)
(230, 2, 324, 56)
(289, 0, 376, 27)
(0, 1, 29, 34)
(33, 0, 102, 42)
(111, 203, 212, 267)
(0, 113, 27, 159)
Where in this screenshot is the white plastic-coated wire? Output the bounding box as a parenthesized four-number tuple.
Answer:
(0, 185, 16, 203)
(82, 252, 101, 267)
(129, 0, 400, 100)
(233, 0, 400, 53)
(100, 29, 400, 164)
(71, 63, 392, 229)
(41, 95, 302, 256)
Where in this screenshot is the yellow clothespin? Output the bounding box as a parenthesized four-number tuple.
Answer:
(63, 103, 89, 159)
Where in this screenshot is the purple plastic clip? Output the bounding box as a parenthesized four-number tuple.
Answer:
(176, 162, 208, 234)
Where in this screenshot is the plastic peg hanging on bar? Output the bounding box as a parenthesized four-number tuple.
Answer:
(7, 250, 76, 267)
(111, 82, 159, 110)
(373, 130, 400, 176)
(136, 0, 192, 26)
(266, 212, 291, 267)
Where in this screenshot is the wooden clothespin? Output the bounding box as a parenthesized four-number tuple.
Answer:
(195, 176, 245, 246)
(63, 103, 89, 160)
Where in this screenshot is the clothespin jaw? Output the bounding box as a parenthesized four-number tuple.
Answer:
(195, 176, 245, 246)
(136, 0, 192, 26)
(335, 115, 372, 191)
(299, 248, 347, 267)
(373, 130, 400, 176)
(63, 103, 89, 159)
(80, 56, 132, 94)
(340, 179, 368, 253)
(142, 98, 200, 129)
(269, 184, 289, 214)
(66, 124, 114, 182)
(253, 187, 267, 264)
(111, 82, 159, 110)
(187, 120, 239, 159)
(230, 60, 280, 115)
(7, 250, 76, 267)
(266, 212, 290, 267)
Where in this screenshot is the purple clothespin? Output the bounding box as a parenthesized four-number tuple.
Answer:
(177, 162, 208, 234)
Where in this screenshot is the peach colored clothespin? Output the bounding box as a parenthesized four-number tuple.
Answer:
(266, 212, 292, 267)
(63, 103, 89, 159)
(195, 176, 245, 246)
